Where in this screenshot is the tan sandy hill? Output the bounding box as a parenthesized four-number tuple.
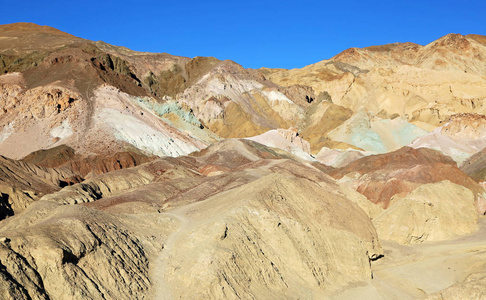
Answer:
(331, 181, 484, 296)
(0, 139, 383, 299)
(331, 217, 486, 299)
(1, 139, 481, 299)
(261, 33, 486, 131)
(373, 181, 478, 245)
(427, 271, 486, 300)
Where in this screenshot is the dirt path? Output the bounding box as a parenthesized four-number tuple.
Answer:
(150, 210, 190, 300)
(332, 216, 486, 299)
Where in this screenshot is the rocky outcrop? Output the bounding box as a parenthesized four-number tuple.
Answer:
(278, 84, 316, 107)
(22, 144, 154, 178)
(0, 202, 157, 300)
(0, 155, 77, 220)
(276, 128, 310, 153)
(411, 113, 486, 164)
(441, 113, 486, 139)
(299, 100, 354, 153)
(245, 128, 313, 161)
(8, 86, 79, 119)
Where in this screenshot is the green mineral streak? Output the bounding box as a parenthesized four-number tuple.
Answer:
(350, 130, 387, 153)
(134, 97, 201, 127)
(391, 121, 428, 146)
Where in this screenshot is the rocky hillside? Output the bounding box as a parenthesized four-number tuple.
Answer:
(0, 139, 383, 299)
(1, 22, 486, 299)
(261, 34, 486, 122)
(2, 23, 485, 162)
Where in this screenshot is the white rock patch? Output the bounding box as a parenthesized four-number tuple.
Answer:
(99, 108, 198, 157)
(50, 120, 73, 139)
(0, 122, 14, 143)
(245, 129, 314, 161)
(262, 90, 294, 104)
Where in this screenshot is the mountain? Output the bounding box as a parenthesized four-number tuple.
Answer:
(1, 22, 486, 299)
(261, 33, 486, 132)
(3, 23, 485, 161)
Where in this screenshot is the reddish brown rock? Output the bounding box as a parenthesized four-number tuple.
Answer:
(22, 145, 154, 178)
(0, 155, 77, 220)
(331, 147, 486, 212)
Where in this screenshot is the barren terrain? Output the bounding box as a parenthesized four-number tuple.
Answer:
(0, 23, 485, 299)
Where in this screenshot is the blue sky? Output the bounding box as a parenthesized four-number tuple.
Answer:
(3, 0, 486, 69)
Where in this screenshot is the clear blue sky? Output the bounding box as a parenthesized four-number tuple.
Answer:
(3, 0, 486, 69)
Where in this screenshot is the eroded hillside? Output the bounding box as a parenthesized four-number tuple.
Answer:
(1, 22, 486, 299)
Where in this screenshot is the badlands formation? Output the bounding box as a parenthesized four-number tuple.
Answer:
(0, 23, 486, 299)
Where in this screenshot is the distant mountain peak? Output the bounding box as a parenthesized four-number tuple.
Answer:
(0, 22, 73, 36)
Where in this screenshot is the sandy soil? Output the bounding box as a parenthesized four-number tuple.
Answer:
(332, 216, 486, 299)
(149, 187, 248, 300)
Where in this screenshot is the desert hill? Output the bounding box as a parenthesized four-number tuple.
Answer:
(0, 139, 383, 299)
(0, 22, 486, 299)
(261, 33, 486, 145)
